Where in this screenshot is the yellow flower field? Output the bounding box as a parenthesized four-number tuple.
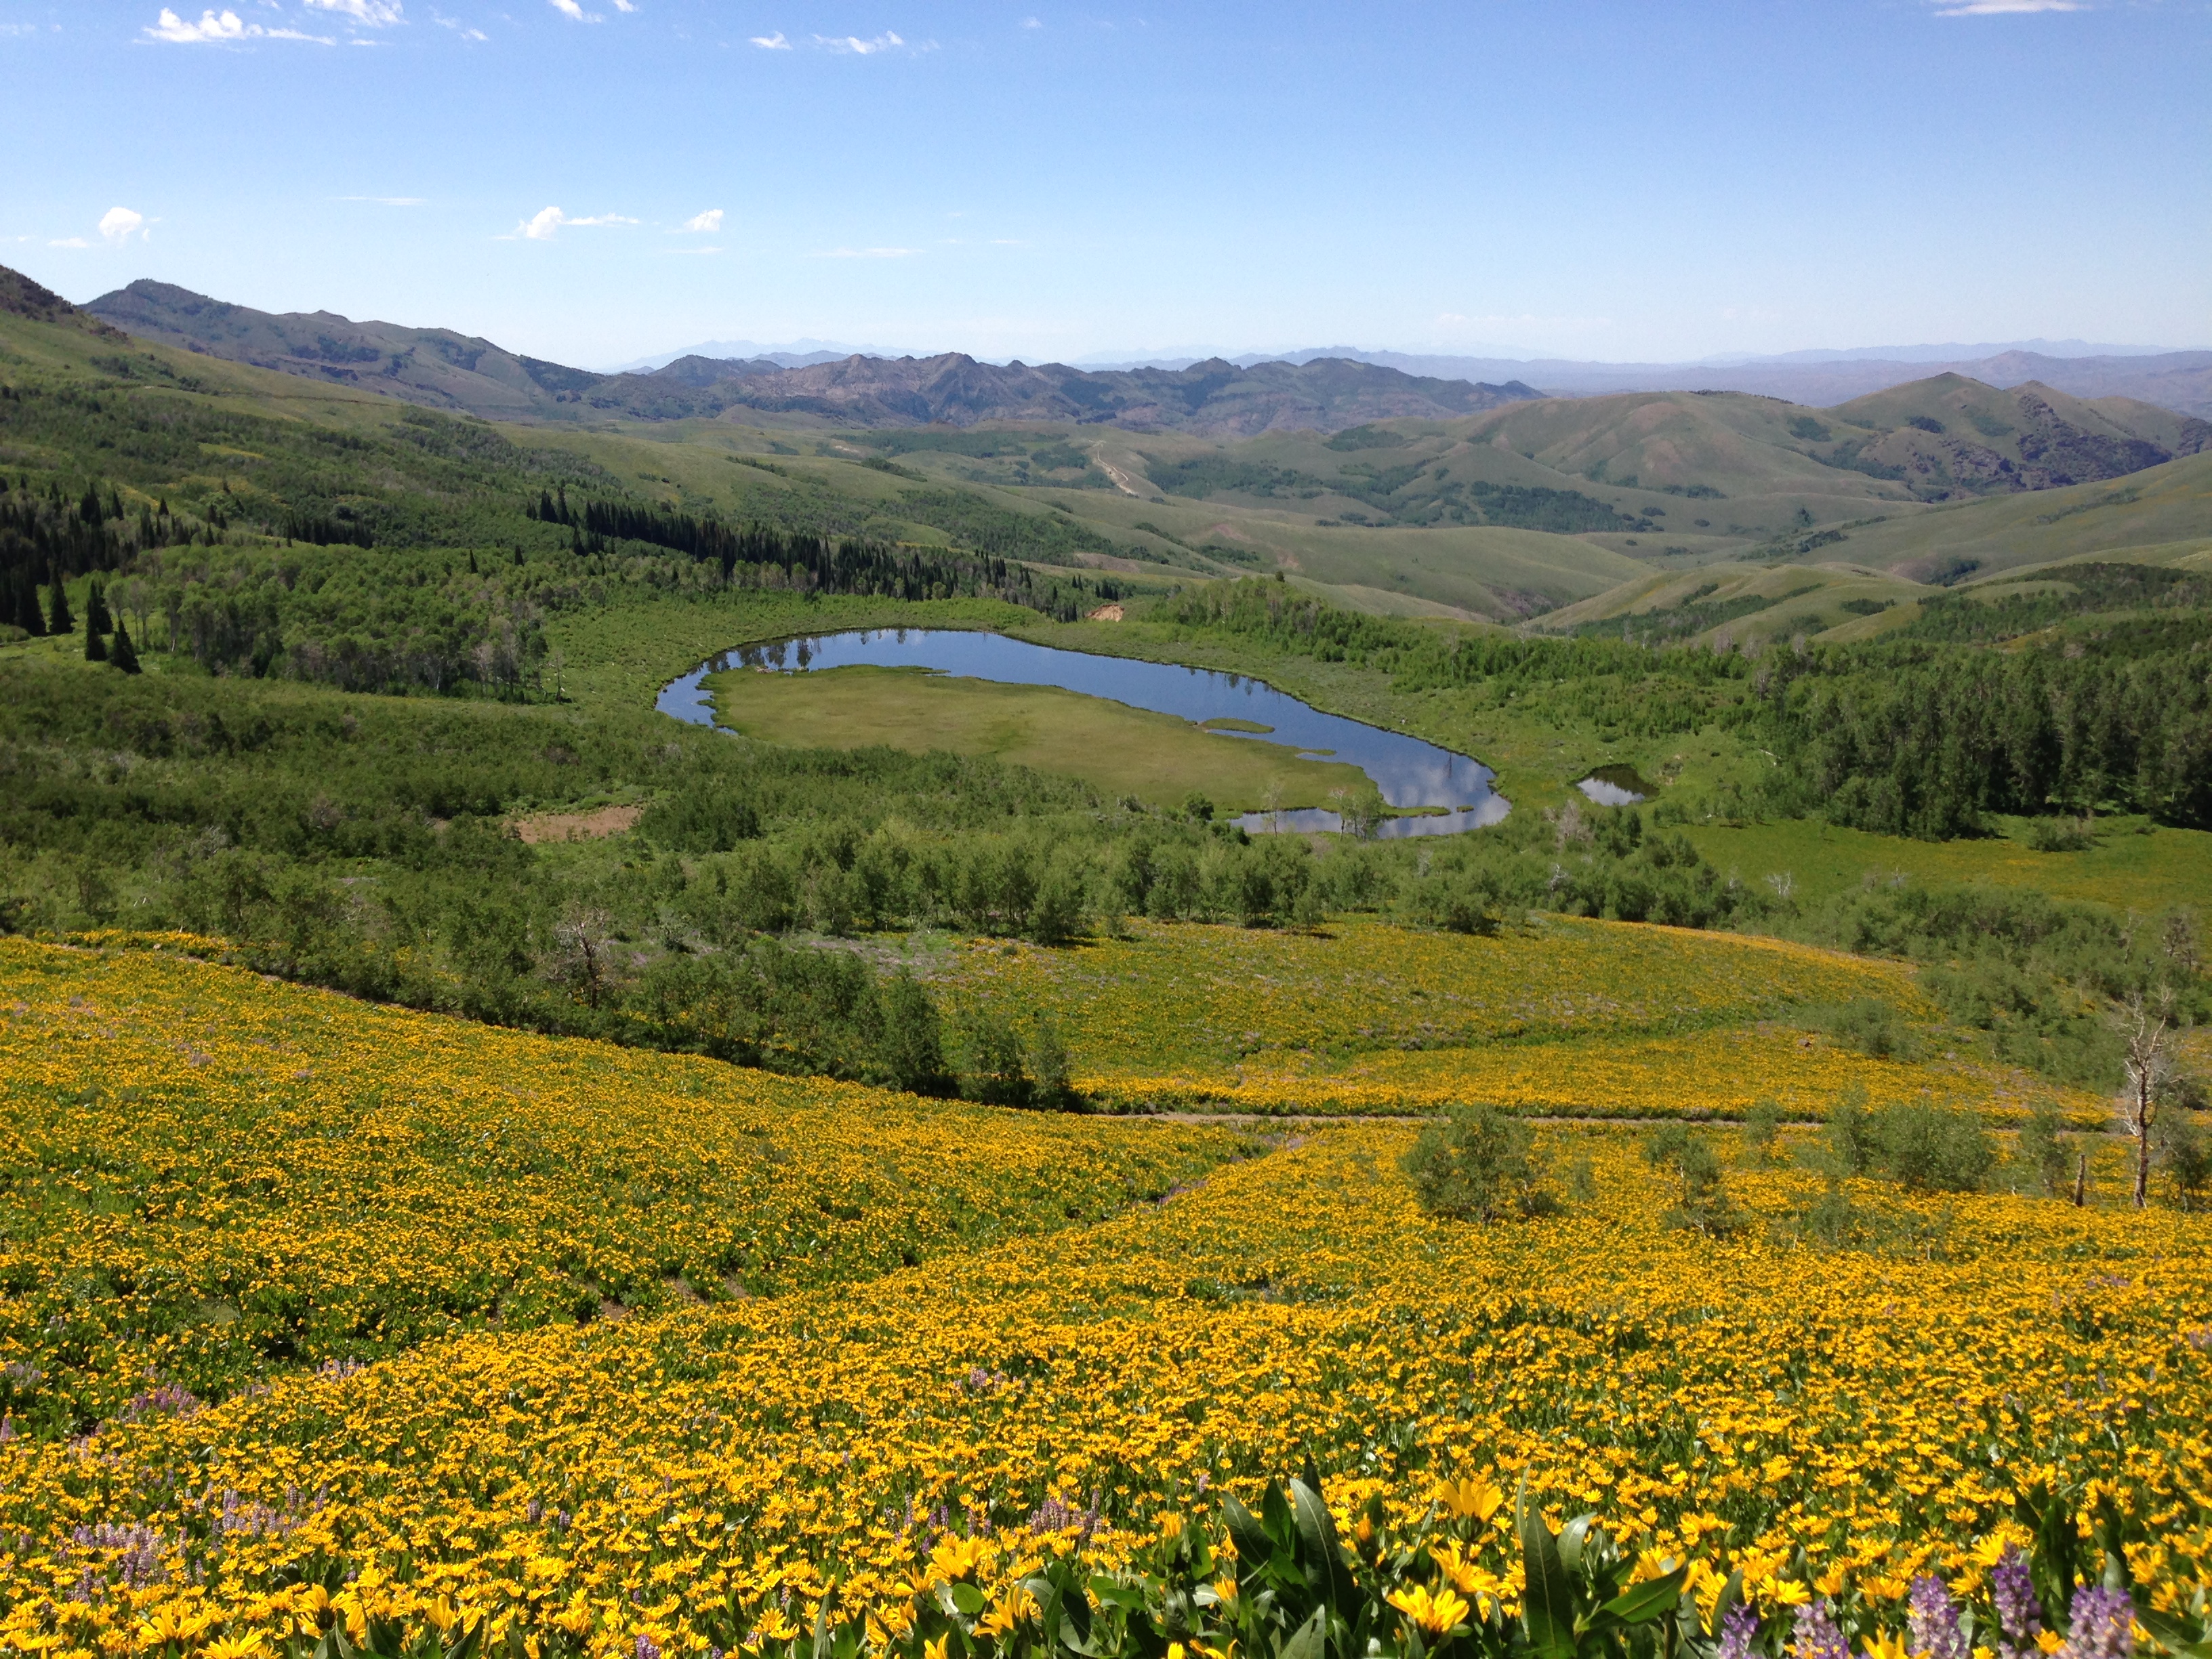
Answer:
(1, 1115, 2205, 1659)
(937, 917, 2081, 1120)
(0, 939, 1245, 1427)
(1084, 1025, 2103, 1123)
(3, 939, 2207, 1659)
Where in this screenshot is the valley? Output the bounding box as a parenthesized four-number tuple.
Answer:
(3, 255, 2212, 1656)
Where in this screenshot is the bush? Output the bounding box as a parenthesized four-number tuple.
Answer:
(1741, 1099, 1783, 1166)
(1879, 1101, 1999, 1193)
(956, 1006, 1032, 1107)
(2019, 1104, 2074, 1198)
(2025, 815, 2097, 853)
(875, 970, 953, 1097)
(1816, 999, 1920, 1061)
(1821, 1085, 1883, 1176)
(1817, 1091, 1996, 1193)
(1644, 1124, 1745, 1237)
(1402, 1106, 1556, 1223)
(640, 783, 761, 853)
(2159, 1109, 2212, 1211)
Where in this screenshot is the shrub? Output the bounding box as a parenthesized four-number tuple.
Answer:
(1644, 1124, 1745, 1237)
(1402, 1106, 1556, 1223)
(1822, 1085, 1883, 1176)
(1741, 1099, 1784, 1166)
(957, 1006, 1033, 1107)
(875, 970, 954, 1098)
(2024, 815, 2097, 853)
(1818, 999, 1920, 1061)
(2019, 1105, 2074, 1198)
(640, 783, 761, 853)
(2159, 1109, 2212, 1211)
(1880, 1102, 1999, 1193)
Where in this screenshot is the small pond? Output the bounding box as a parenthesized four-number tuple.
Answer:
(657, 628, 1509, 837)
(1576, 764, 1658, 807)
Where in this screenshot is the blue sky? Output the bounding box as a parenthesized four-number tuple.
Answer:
(3, 1, 2207, 368)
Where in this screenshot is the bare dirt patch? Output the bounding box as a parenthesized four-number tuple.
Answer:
(512, 805, 643, 844)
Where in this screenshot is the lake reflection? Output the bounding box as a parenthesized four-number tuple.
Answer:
(657, 628, 1510, 836)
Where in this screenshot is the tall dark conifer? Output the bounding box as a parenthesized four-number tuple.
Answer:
(45, 569, 73, 635)
(84, 578, 111, 637)
(110, 618, 141, 674)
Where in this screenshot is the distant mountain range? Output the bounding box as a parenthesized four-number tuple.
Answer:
(75, 278, 2212, 432)
(1222, 346, 2212, 417)
(81, 282, 1542, 435)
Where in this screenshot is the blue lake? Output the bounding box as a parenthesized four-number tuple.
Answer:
(657, 629, 1509, 838)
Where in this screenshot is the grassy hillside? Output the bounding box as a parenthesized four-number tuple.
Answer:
(1782, 450, 2212, 581)
(930, 914, 2104, 1123)
(4, 982, 2209, 1652)
(0, 937, 1242, 1429)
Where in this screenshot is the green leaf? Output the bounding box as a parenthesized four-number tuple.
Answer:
(1223, 1494, 1273, 1572)
(948, 1582, 987, 1618)
(1518, 1481, 1576, 1659)
(1263, 1480, 1297, 1554)
(1599, 1568, 1688, 1629)
(1088, 1578, 1146, 1612)
(1279, 1606, 1329, 1659)
(1290, 1477, 1356, 1618)
(2139, 1610, 2212, 1659)
(1558, 1515, 1597, 1573)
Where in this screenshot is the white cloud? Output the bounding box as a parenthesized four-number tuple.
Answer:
(100, 206, 149, 244)
(48, 238, 90, 249)
(1929, 0, 2082, 10)
(816, 30, 903, 52)
(818, 246, 916, 258)
(144, 7, 331, 41)
(611, 0, 636, 9)
(514, 205, 638, 240)
(749, 30, 789, 47)
(682, 208, 724, 233)
(546, 0, 589, 18)
(305, 0, 405, 22)
(1020, 15, 1040, 26)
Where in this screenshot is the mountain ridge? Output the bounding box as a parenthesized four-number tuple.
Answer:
(81, 280, 1544, 436)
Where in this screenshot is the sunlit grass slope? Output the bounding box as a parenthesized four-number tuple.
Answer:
(0, 938, 1246, 1429)
(1808, 451, 2212, 580)
(3, 1126, 2205, 1653)
(1683, 815, 2212, 916)
(928, 915, 2089, 1118)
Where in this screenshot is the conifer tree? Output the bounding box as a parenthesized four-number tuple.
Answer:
(12, 569, 43, 635)
(84, 578, 111, 637)
(45, 569, 73, 635)
(84, 622, 106, 661)
(110, 617, 141, 674)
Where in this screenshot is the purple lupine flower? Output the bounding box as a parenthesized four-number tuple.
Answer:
(1990, 1546, 2043, 1659)
(1908, 1575, 1969, 1659)
(1719, 1600, 1760, 1659)
(635, 1636, 662, 1659)
(1794, 1601, 1851, 1659)
(2061, 1586, 2135, 1659)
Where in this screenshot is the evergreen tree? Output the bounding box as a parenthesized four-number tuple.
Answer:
(110, 617, 141, 674)
(45, 569, 73, 635)
(83, 578, 111, 637)
(84, 623, 106, 662)
(11, 569, 42, 636)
